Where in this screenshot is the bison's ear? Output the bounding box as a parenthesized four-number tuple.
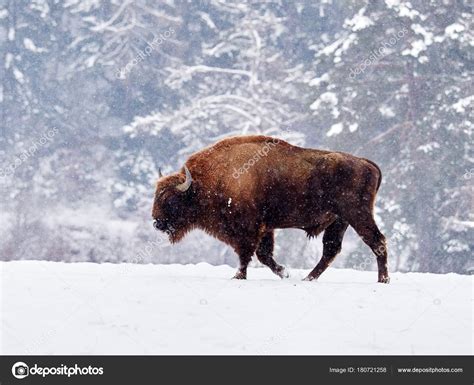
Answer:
(176, 165, 193, 192)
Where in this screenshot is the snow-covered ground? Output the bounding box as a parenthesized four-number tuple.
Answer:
(1, 261, 472, 355)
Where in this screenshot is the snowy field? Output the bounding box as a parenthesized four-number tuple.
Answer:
(1, 261, 472, 355)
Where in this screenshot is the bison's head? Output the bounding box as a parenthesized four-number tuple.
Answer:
(152, 165, 196, 243)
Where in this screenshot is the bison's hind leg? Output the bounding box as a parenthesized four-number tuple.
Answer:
(256, 231, 289, 279)
(347, 212, 390, 283)
(304, 218, 348, 281)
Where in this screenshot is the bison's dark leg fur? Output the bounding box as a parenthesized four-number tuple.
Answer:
(304, 218, 348, 281)
(232, 244, 256, 280)
(348, 213, 390, 284)
(256, 231, 288, 279)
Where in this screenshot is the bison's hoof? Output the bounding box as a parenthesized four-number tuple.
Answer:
(378, 276, 390, 284)
(302, 275, 316, 282)
(275, 266, 289, 279)
(232, 272, 247, 280)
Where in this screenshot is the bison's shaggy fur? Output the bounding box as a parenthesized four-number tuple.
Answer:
(152, 135, 389, 283)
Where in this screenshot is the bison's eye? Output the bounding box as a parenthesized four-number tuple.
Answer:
(156, 189, 166, 199)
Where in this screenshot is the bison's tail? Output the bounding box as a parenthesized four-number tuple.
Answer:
(364, 158, 382, 192)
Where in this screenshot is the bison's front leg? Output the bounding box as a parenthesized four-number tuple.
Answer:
(232, 243, 256, 280)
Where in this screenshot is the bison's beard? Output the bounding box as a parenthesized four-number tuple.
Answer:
(167, 225, 191, 244)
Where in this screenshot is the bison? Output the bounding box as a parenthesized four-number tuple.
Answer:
(152, 135, 389, 283)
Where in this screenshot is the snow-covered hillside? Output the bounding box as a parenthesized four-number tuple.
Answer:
(1, 261, 471, 355)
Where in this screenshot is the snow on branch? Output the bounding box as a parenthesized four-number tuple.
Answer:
(165, 65, 255, 88)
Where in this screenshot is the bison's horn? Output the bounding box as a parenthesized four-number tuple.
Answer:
(176, 165, 193, 192)
(158, 168, 163, 178)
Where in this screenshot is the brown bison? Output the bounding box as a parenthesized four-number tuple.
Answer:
(152, 135, 389, 283)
